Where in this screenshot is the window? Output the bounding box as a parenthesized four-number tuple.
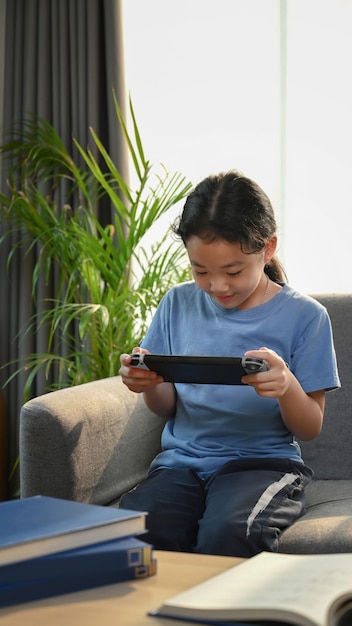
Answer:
(122, 0, 351, 293)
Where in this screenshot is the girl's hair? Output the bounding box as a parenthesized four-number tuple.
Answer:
(172, 169, 286, 282)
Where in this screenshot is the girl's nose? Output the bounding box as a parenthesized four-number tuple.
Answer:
(209, 277, 229, 294)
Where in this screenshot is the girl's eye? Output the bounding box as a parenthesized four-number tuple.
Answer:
(194, 271, 207, 276)
(228, 271, 241, 277)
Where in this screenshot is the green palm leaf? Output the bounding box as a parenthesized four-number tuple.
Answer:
(0, 96, 192, 393)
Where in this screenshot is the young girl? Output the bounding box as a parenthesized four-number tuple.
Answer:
(119, 170, 340, 557)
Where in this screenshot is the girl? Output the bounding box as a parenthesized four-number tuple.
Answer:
(119, 170, 340, 557)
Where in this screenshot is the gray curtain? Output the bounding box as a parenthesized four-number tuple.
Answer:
(0, 0, 127, 497)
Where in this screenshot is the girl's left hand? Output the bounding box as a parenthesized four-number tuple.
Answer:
(242, 347, 292, 398)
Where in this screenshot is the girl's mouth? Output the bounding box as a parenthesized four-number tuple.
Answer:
(214, 294, 234, 303)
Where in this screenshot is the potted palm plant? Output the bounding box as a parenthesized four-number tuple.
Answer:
(0, 94, 192, 399)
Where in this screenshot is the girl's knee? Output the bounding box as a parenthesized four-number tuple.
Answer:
(196, 517, 279, 558)
(196, 517, 247, 557)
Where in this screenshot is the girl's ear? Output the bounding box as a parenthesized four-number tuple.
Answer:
(264, 235, 278, 263)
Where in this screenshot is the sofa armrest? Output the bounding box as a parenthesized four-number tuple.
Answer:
(19, 376, 163, 505)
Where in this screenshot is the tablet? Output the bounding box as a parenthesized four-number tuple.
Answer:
(129, 354, 269, 385)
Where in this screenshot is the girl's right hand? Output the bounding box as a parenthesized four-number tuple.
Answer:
(119, 348, 164, 393)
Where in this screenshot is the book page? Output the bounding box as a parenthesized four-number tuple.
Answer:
(155, 552, 352, 626)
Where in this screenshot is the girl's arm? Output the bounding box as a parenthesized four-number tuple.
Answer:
(243, 348, 324, 441)
(142, 382, 177, 419)
(277, 378, 324, 441)
(119, 351, 177, 419)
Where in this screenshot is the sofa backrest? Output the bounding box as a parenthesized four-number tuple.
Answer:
(298, 294, 352, 479)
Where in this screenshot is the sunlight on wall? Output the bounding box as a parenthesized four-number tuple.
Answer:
(283, 0, 352, 293)
(122, 0, 351, 293)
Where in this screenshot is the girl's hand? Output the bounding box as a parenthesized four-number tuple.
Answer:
(242, 347, 324, 440)
(242, 347, 291, 398)
(119, 348, 164, 393)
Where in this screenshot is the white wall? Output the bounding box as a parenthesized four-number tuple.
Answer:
(122, 0, 352, 293)
(283, 0, 352, 292)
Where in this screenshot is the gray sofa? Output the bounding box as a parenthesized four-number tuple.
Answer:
(19, 294, 352, 554)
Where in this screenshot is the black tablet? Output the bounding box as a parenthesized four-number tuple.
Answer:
(129, 354, 269, 385)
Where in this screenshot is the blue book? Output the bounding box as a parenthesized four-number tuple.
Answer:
(0, 563, 157, 607)
(0, 536, 157, 606)
(0, 536, 154, 586)
(0, 496, 146, 566)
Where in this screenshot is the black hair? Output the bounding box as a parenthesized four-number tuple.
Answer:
(172, 170, 286, 282)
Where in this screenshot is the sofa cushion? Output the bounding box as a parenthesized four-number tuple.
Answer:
(20, 376, 163, 504)
(279, 480, 352, 553)
(299, 294, 352, 480)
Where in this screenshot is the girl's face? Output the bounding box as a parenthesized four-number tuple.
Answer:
(186, 236, 276, 310)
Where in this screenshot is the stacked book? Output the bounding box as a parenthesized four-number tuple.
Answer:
(0, 495, 156, 607)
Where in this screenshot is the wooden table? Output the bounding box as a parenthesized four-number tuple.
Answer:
(0, 551, 241, 625)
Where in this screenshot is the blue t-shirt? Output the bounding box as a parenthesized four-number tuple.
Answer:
(140, 282, 340, 477)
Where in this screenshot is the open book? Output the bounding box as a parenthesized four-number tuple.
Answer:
(149, 551, 352, 626)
